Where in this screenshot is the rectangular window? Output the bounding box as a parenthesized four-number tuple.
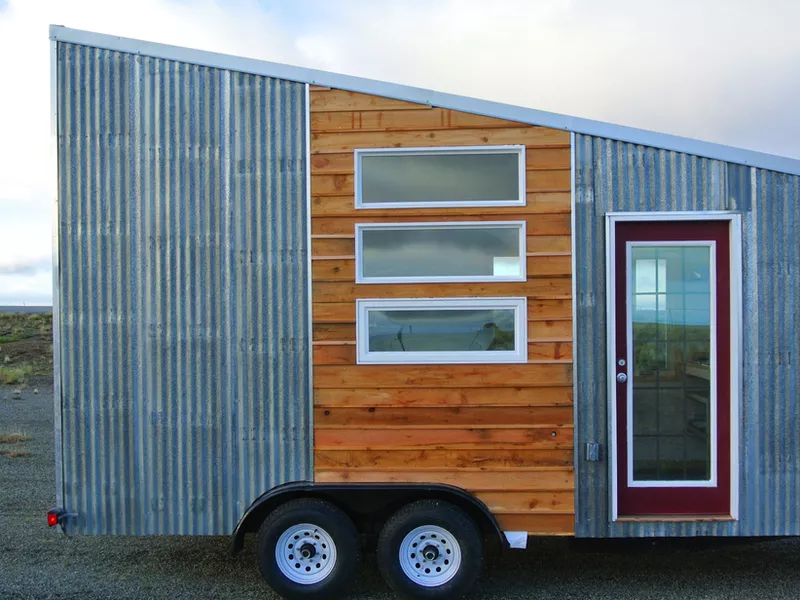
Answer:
(356, 297, 527, 364)
(356, 222, 526, 284)
(355, 146, 526, 208)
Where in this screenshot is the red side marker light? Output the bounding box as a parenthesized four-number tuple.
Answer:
(47, 512, 59, 527)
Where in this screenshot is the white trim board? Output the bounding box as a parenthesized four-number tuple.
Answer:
(49, 25, 800, 177)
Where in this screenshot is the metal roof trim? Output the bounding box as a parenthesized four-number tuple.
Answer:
(50, 25, 800, 176)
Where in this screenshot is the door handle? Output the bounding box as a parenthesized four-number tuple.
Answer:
(616, 372, 628, 383)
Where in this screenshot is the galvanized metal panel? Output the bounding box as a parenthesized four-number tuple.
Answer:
(575, 135, 800, 537)
(56, 42, 310, 535)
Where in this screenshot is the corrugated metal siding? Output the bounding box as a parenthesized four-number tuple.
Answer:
(56, 42, 310, 535)
(575, 135, 800, 537)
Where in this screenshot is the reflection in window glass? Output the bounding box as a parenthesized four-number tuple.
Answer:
(368, 309, 516, 353)
(358, 148, 523, 207)
(360, 224, 524, 282)
(629, 244, 713, 482)
(357, 298, 527, 364)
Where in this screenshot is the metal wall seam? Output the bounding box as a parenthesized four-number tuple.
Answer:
(56, 43, 310, 535)
(569, 132, 579, 527)
(304, 83, 314, 479)
(50, 39, 65, 514)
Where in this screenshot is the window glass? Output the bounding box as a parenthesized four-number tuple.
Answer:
(630, 245, 713, 482)
(359, 224, 524, 282)
(357, 148, 524, 207)
(357, 298, 527, 364)
(368, 308, 517, 353)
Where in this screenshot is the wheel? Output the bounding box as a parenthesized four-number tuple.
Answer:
(255, 498, 361, 599)
(377, 500, 484, 599)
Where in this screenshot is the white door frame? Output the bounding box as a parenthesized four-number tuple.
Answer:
(605, 211, 742, 522)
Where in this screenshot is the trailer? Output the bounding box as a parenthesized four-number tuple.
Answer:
(48, 25, 800, 599)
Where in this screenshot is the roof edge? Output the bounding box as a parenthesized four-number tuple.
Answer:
(50, 25, 800, 176)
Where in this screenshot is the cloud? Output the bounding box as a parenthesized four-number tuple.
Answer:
(0, 258, 51, 276)
(1, 0, 799, 304)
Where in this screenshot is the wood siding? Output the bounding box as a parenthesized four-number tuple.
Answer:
(310, 88, 574, 536)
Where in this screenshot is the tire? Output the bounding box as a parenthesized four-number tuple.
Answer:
(255, 498, 361, 600)
(377, 500, 484, 599)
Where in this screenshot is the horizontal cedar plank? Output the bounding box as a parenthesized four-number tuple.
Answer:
(315, 426, 573, 450)
(494, 513, 574, 534)
(312, 259, 354, 281)
(310, 153, 355, 174)
(311, 256, 570, 281)
(310, 148, 570, 174)
(528, 235, 572, 254)
(313, 449, 573, 470)
(313, 344, 355, 365)
(525, 169, 571, 192)
(315, 406, 573, 427)
(527, 148, 571, 170)
(312, 174, 353, 196)
(313, 323, 355, 342)
(312, 170, 569, 197)
(311, 193, 570, 217)
(313, 280, 571, 302)
(312, 237, 355, 257)
(311, 322, 572, 343)
(313, 342, 572, 365)
(528, 299, 572, 319)
(310, 108, 527, 133)
(528, 255, 572, 277)
(314, 386, 572, 407)
(529, 320, 573, 339)
(310, 90, 430, 112)
(535, 320, 574, 342)
(528, 341, 572, 361)
(308, 85, 331, 92)
(525, 192, 571, 214)
(311, 128, 570, 153)
(314, 468, 574, 491)
(476, 491, 574, 512)
(312, 214, 570, 236)
(314, 364, 572, 388)
(312, 302, 355, 323)
(313, 300, 571, 323)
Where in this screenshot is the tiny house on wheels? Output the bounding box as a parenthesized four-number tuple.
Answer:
(49, 25, 800, 599)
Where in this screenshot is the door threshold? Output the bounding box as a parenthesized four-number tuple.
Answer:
(616, 514, 735, 523)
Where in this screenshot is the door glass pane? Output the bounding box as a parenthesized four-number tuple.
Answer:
(361, 225, 523, 280)
(360, 151, 521, 205)
(368, 308, 517, 352)
(630, 245, 712, 481)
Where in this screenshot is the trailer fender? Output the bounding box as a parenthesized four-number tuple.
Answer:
(230, 481, 507, 555)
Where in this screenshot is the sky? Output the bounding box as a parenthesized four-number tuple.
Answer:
(0, 0, 799, 305)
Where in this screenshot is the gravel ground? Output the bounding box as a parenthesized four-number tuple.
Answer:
(1, 385, 798, 599)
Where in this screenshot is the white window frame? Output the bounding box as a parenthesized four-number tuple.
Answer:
(355, 221, 527, 284)
(356, 297, 528, 365)
(354, 145, 527, 209)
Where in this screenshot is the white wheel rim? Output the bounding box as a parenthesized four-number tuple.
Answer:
(398, 525, 462, 588)
(275, 523, 337, 585)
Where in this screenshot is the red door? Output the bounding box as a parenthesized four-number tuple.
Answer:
(613, 220, 731, 516)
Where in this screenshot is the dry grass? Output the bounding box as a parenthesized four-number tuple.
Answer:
(0, 313, 52, 385)
(0, 430, 32, 458)
(0, 431, 31, 444)
(0, 364, 33, 385)
(0, 449, 31, 458)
